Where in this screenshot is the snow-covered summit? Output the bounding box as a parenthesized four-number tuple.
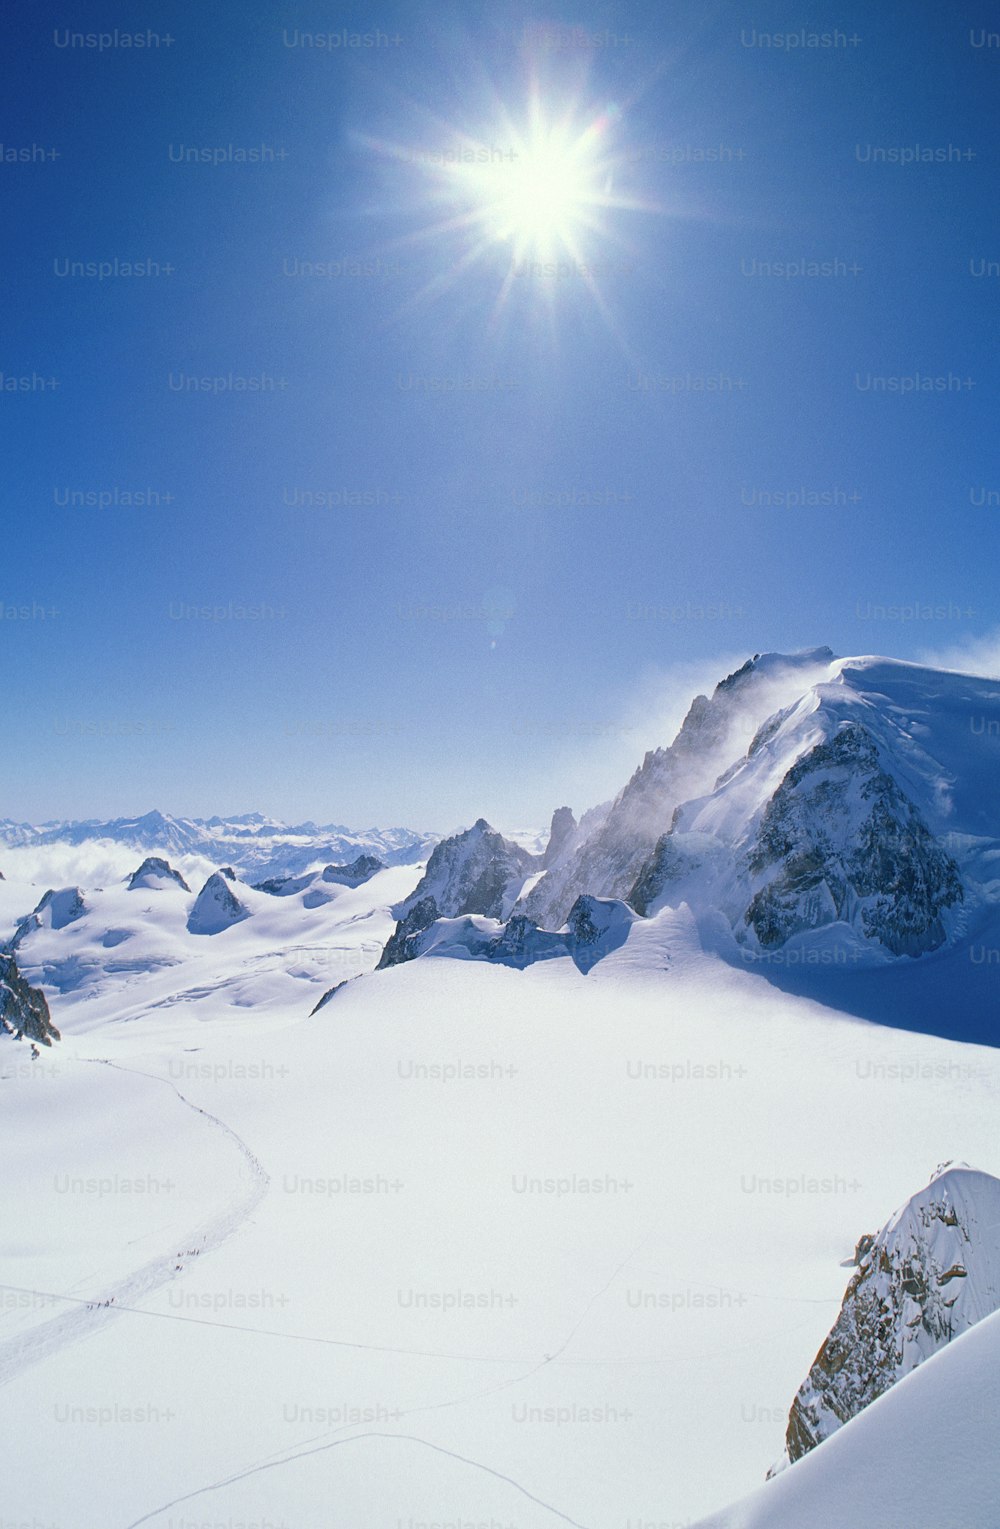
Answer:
(632, 654, 1000, 958)
(378, 818, 538, 967)
(9, 887, 87, 949)
(519, 648, 841, 928)
(126, 856, 191, 893)
(186, 871, 251, 936)
(378, 651, 1000, 972)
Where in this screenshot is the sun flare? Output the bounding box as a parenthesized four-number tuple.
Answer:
(368, 86, 652, 322)
(459, 114, 609, 263)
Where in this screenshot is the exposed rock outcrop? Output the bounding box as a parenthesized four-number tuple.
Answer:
(0, 953, 59, 1046)
(379, 894, 638, 974)
(254, 854, 386, 898)
(542, 807, 577, 869)
(377, 895, 441, 968)
(321, 853, 385, 886)
(742, 722, 963, 956)
(377, 820, 537, 968)
(773, 1163, 1000, 1472)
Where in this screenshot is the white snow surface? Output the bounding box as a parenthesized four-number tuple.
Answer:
(690, 1308, 1000, 1529)
(2, 865, 999, 1527)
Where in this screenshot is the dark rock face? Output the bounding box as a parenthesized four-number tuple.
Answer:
(126, 856, 191, 892)
(773, 1165, 1000, 1474)
(252, 874, 298, 896)
(377, 896, 440, 968)
(485, 913, 546, 967)
(0, 953, 59, 1046)
(744, 723, 963, 956)
(628, 835, 672, 917)
(542, 807, 577, 869)
(310, 980, 347, 1014)
(377, 820, 537, 969)
(563, 895, 637, 971)
(320, 854, 385, 885)
(628, 832, 710, 916)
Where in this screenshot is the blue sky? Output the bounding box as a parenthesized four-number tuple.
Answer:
(3, 0, 999, 831)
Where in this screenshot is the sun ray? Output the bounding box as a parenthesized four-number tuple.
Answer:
(358, 78, 659, 338)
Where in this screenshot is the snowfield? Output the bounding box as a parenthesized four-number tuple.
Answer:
(3, 870, 1000, 1528)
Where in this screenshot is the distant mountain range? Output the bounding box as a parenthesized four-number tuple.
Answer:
(0, 809, 436, 882)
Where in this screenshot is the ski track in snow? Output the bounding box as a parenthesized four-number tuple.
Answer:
(123, 1197, 702, 1527)
(5, 1002, 843, 1529)
(0, 1056, 270, 1388)
(4, 1052, 833, 1527)
(3, 1046, 625, 1529)
(124, 1431, 594, 1529)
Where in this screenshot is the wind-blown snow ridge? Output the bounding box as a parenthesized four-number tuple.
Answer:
(382, 652, 1000, 971)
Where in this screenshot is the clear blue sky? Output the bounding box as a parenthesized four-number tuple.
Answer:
(3, 0, 999, 831)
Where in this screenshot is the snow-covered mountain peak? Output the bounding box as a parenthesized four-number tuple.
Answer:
(377, 819, 538, 967)
(627, 654, 1000, 959)
(186, 871, 251, 936)
(517, 649, 844, 931)
(126, 856, 191, 893)
(9, 887, 88, 951)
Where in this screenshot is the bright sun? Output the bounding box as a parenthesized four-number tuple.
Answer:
(463, 115, 608, 263)
(367, 87, 649, 319)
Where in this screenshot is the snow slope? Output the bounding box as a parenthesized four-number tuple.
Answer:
(2, 895, 999, 1528)
(775, 1161, 1000, 1467)
(0, 857, 425, 1021)
(690, 1308, 1000, 1529)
